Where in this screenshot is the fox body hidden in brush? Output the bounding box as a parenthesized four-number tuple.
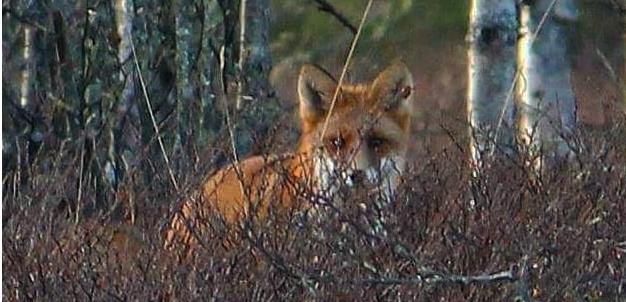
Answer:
(165, 60, 416, 251)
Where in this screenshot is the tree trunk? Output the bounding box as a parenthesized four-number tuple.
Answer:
(20, 25, 35, 109)
(110, 0, 135, 188)
(518, 0, 578, 167)
(236, 0, 272, 109)
(131, 0, 177, 184)
(198, 0, 223, 145)
(17, 2, 48, 167)
(466, 0, 518, 167)
(174, 0, 200, 163)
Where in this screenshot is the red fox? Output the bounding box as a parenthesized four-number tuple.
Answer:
(165, 61, 415, 252)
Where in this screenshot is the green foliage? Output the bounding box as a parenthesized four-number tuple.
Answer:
(270, 0, 469, 62)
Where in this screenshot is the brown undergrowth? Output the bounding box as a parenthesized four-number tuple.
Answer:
(3, 127, 626, 301)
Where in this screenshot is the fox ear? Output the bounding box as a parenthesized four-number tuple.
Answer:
(298, 64, 337, 123)
(371, 61, 414, 115)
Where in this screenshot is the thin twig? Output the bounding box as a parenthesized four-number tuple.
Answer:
(219, 45, 241, 167)
(3, 7, 48, 31)
(319, 0, 374, 141)
(75, 142, 86, 225)
(355, 256, 536, 295)
(595, 48, 620, 85)
(236, 0, 248, 110)
(490, 0, 560, 158)
(357, 267, 516, 286)
(128, 31, 180, 192)
(311, 0, 357, 35)
(609, 0, 626, 15)
(219, 45, 248, 207)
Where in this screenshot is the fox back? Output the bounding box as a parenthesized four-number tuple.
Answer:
(165, 61, 415, 253)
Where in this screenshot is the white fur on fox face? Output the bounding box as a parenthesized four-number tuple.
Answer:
(313, 150, 405, 203)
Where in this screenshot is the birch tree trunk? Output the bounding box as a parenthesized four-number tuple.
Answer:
(467, 0, 518, 168)
(19, 2, 48, 162)
(19, 25, 35, 109)
(16, 17, 38, 176)
(115, 0, 133, 78)
(110, 0, 135, 188)
(518, 0, 578, 168)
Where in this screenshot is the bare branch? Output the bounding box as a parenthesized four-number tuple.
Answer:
(320, 0, 373, 141)
(311, 0, 357, 35)
(3, 7, 48, 31)
(356, 267, 516, 286)
(129, 31, 180, 192)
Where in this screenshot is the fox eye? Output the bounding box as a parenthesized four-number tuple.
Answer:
(368, 137, 387, 150)
(400, 85, 412, 98)
(326, 136, 345, 152)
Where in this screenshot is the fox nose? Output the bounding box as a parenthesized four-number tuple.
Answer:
(348, 170, 367, 185)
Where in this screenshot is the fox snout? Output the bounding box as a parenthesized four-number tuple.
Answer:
(299, 59, 414, 202)
(346, 146, 387, 187)
(343, 168, 367, 187)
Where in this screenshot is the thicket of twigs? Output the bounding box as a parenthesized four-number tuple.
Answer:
(3, 1, 625, 301)
(3, 123, 626, 301)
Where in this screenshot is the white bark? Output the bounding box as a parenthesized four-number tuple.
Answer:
(114, 0, 135, 114)
(110, 0, 135, 189)
(20, 26, 35, 108)
(236, 0, 248, 110)
(518, 0, 578, 166)
(467, 0, 518, 167)
(115, 0, 133, 73)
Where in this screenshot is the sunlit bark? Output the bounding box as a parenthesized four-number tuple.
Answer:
(518, 0, 578, 167)
(20, 26, 35, 108)
(467, 0, 518, 167)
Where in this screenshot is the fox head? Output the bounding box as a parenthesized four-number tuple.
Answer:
(297, 61, 415, 202)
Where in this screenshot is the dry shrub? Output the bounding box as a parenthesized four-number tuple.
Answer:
(3, 126, 626, 301)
